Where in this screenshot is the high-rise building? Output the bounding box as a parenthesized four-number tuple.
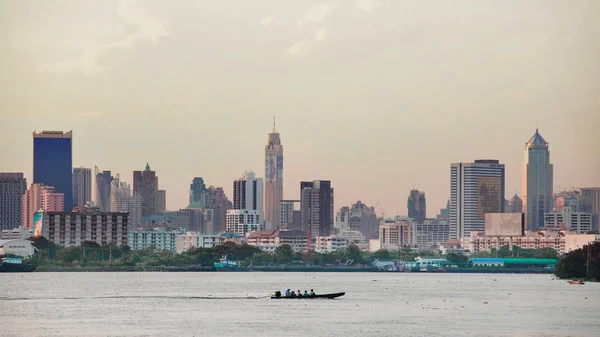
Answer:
(335, 201, 378, 239)
(110, 175, 142, 228)
(189, 177, 206, 204)
(407, 190, 427, 223)
(506, 193, 523, 213)
(203, 186, 232, 233)
(0, 173, 27, 229)
(579, 187, 600, 231)
(300, 180, 334, 237)
(522, 129, 554, 230)
(280, 200, 300, 229)
(72, 167, 92, 208)
(233, 171, 264, 223)
(156, 190, 166, 212)
(22, 183, 64, 228)
(265, 118, 283, 229)
(226, 209, 263, 236)
(94, 167, 113, 212)
(33, 130, 73, 211)
(450, 160, 505, 239)
(133, 163, 158, 217)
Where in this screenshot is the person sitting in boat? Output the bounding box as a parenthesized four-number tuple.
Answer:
(310, 289, 316, 296)
(290, 291, 296, 297)
(274, 290, 281, 298)
(303, 290, 309, 297)
(297, 290, 302, 297)
(285, 289, 291, 296)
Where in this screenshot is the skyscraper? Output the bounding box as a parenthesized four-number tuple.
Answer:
(450, 160, 505, 239)
(156, 190, 166, 212)
(579, 187, 600, 231)
(94, 167, 113, 212)
(0, 173, 27, 229)
(265, 118, 283, 229)
(233, 171, 264, 223)
(189, 177, 206, 204)
(203, 186, 232, 233)
(33, 130, 73, 211)
(110, 175, 142, 228)
(22, 183, 64, 228)
(300, 180, 334, 237)
(407, 189, 427, 223)
(522, 129, 553, 230)
(133, 163, 158, 217)
(72, 167, 92, 208)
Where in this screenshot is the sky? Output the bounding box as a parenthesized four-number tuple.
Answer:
(1, 0, 599, 217)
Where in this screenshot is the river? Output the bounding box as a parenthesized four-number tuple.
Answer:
(1, 272, 598, 336)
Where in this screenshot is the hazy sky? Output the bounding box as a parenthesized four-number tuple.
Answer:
(1, 0, 599, 217)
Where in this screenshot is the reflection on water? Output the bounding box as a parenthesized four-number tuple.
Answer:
(1, 272, 599, 337)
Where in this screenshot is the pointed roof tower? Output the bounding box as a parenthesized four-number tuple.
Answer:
(526, 129, 548, 147)
(144, 163, 151, 172)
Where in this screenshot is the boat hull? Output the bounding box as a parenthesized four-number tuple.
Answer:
(271, 292, 345, 299)
(0, 264, 36, 273)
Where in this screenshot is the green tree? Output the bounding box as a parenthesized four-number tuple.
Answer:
(555, 242, 599, 281)
(446, 253, 469, 264)
(274, 244, 294, 264)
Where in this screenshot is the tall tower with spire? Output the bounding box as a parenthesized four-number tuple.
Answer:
(522, 129, 553, 230)
(265, 117, 284, 229)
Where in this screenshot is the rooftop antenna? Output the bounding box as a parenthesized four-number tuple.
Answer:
(272, 116, 276, 133)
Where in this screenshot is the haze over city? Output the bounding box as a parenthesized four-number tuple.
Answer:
(1, 0, 598, 215)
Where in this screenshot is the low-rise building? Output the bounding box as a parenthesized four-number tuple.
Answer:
(379, 219, 413, 250)
(413, 220, 449, 247)
(544, 207, 592, 233)
(1, 226, 32, 240)
(463, 231, 566, 254)
(45, 207, 128, 247)
(246, 229, 308, 253)
(0, 239, 36, 257)
(335, 227, 369, 250)
(175, 232, 243, 253)
(226, 210, 263, 236)
(314, 235, 347, 253)
(128, 227, 185, 252)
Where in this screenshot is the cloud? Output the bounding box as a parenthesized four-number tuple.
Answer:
(261, 15, 275, 26)
(286, 27, 328, 55)
(355, 0, 381, 12)
(38, 0, 167, 76)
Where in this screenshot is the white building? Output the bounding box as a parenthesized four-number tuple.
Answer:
(544, 206, 592, 233)
(450, 160, 505, 239)
(1, 226, 32, 240)
(522, 129, 553, 230)
(246, 229, 307, 253)
(175, 232, 242, 253)
(110, 177, 142, 228)
(128, 228, 185, 252)
(314, 236, 347, 253)
(45, 208, 129, 247)
(233, 171, 264, 223)
(0, 239, 36, 257)
(414, 220, 450, 247)
(463, 231, 566, 254)
(226, 209, 263, 236)
(335, 227, 369, 250)
(379, 219, 413, 250)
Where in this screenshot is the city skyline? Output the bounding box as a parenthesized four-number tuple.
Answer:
(1, 1, 599, 216)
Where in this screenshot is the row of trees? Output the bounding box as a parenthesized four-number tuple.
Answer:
(555, 242, 599, 281)
(17, 236, 561, 269)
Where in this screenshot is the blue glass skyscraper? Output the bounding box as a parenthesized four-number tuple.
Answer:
(33, 130, 73, 211)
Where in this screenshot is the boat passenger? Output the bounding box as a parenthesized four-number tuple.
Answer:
(274, 291, 281, 298)
(290, 291, 296, 297)
(310, 289, 315, 296)
(303, 290, 309, 297)
(285, 289, 291, 296)
(297, 290, 302, 297)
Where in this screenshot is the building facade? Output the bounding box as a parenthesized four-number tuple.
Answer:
(579, 187, 600, 231)
(128, 228, 185, 252)
(413, 220, 450, 247)
(300, 180, 334, 237)
(22, 183, 64, 228)
(379, 219, 413, 249)
(280, 200, 300, 229)
(246, 229, 308, 253)
(225, 209, 263, 236)
(189, 177, 206, 205)
(110, 177, 142, 229)
(133, 163, 158, 217)
(463, 231, 566, 254)
(543, 206, 592, 234)
(202, 186, 232, 233)
(264, 118, 284, 229)
(314, 236, 348, 253)
(407, 190, 426, 223)
(450, 159, 505, 240)
(33, 131, 73, 211)
(0, 173, 27, 229)
(156, 190, 166, 212)
(72, 167, 92, 208)
(506, 194, 523, 213)
(522, 129, 554, 230)
(44, 208, 129, 247)
(94, 167, 113, 212)
(233, 171, 264, 223)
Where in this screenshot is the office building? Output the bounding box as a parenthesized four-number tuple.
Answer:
(110, 176, 142, 228)
(45, 207, 129, 247)
(265, 118, 284, 229)
(233, 171, 264, 223)
(414, 220, 450, 247)
(201, 186, 232, 233)
(544, 206, 592, 234)
(522, 129, 554, 230)
(72, 167, 92, 208)
(579, 187, 600, 231)
(379, 219, 413, 249)
(280, 200, 300, 229)
(300, 180, 334, 237)
(189, 177, 206, 204)
(94, 167, 113, 212)
(22, 183, 64, 228)
(506, 193, 523, 213)
(0, 173, 27, 229)
(33, 130, 73, 211)
(450, 160, 505, 239)
(156, 190, 166, 212)
(407, 190, 426, 223)
(133, 163, 158, 217)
